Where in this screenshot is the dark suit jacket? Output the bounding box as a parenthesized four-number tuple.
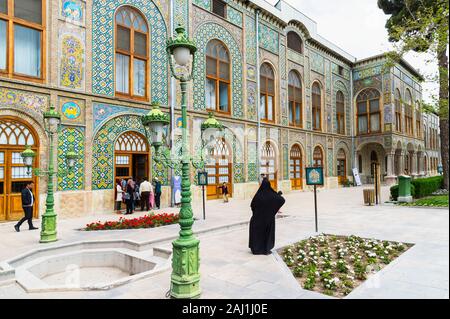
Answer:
(21, 188, 34, 207)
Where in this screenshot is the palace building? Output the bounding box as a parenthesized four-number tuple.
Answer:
(0, 0, 442, 221)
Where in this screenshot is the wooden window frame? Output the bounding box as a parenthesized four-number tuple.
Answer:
(312, 83, 322, 131)
(114, 7, 149, 101)
(288, 71, 302, 128)
(0, 0, 46, 83)
(356, 90, 381, 136)
(394, 90, 402, 133)
(287, 31, 303, 54)
(336, 91, 345, 135)
(260, 63, 275, 124)
(206, 40, 231, 116)
(211, 0, 227, 19)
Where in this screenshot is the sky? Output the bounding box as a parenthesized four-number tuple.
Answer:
(266, 0, 439, 104)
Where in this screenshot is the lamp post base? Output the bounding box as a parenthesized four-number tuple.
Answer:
(39, 213, 57, 243)
(170, 237, 201, 299)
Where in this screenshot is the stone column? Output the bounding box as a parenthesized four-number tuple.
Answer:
(411, 152, 418, 177)
(385, 151, 396, 186)
(399, 151, 405, 176)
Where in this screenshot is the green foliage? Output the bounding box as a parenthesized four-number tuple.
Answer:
(400, 195, 449, 207)
(412, 176, 444, 198)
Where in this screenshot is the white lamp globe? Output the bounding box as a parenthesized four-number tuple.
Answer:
(173, 47, 191, 67)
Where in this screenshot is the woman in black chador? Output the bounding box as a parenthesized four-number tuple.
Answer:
(249, 178, 285, 255)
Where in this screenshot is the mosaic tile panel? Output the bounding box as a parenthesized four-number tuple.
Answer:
(193, 0, 210, 10)
(310, 50, 324, 75)
(59, 97, 85, 125)
(259, 23, 279, 54)
(234, 163, 245, 183)
(247, 64, 256, 81)
(227, 6, 243, 27)
(280, 44, 287, 80)
(57, 126, 85, 191)
(59, 29, 85, 90)
(193, 22, 243, 118)
(245, 15, 256, 66)
(60, 0, 85, 26)
(174, 0, 189, 33)
(246, 81, 257, 120)
(247, 163, 258, 182)
(283, 144, 289, 180)
(92, 0, 168, 104)
(93, 102, 149, 131)
(92, 114, 168, 189)
(353, 65, 382, 81)
(0, 88, 48, 118)
(327, 148, 333, 176)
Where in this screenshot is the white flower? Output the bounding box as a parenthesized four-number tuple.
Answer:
(309, 251, 314, 256)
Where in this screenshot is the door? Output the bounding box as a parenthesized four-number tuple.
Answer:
(261, 141, 277, 190)
(206, 138, 232, 200)
(337, 149, 346, 185)
(290, 144, 302, 190)
(0, 118, 39, 222)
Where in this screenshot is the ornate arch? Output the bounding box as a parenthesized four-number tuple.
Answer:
(92, 0, 168, 103)
(193, 22, 243, 118)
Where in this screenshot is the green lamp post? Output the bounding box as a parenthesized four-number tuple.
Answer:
(21, 104, 78, 243)
(141, 25, 223, 299)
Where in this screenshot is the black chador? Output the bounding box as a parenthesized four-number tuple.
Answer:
(249, 178, 285, 255)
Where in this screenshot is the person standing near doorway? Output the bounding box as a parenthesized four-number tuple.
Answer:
(115, 180, 123, 214)
(139, 177, 153, 211)
(125, 179, 135, 214)
(154, 177, 162, 210)
(14, 182, 38, 232)
(219, 182, 229, 203)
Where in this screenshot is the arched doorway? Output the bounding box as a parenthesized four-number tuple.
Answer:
(0, 118, 39, 221)
(313, 146, 324, 167)
(114, 131, 150, 187)
(337, 148, 347, 185)
(290, 144, 303, 190)
(206, 138, 232, 200)
(261, 141, 277, 190)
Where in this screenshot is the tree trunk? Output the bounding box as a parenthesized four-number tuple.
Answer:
(438, 46, 449, 190)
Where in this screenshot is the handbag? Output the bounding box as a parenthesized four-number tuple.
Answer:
(123, 192, 130, 200)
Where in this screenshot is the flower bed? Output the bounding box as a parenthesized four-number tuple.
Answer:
(85, 213, 179, 231)
(398, 195, 448, 207)
(279, 234, 412, 298)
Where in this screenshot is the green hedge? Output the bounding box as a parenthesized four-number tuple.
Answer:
(412, 176, 444, 198)
(390, 176, 444, 200)
(390, 184, 415, 201)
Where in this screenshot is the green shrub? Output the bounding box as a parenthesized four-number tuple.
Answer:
(390, 183, 415, 201)
(411, 176, 444, 198)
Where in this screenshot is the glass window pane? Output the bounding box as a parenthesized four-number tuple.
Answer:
(15, 0, 42, 24)
(206, 78, 216, 110)
(0, 152, 4, 164)
(268, 79, 275, 94)
(295, 104, 301, 125)
(267, 96, 273, 120)
(14, 25, 41, 77)
(260, 77, 267, 92)
(370, 99, 379, 112)
(0, 0, 6, 13)
(12, 166, 31, 179)
(0, 20, 6, 70)
(206, 57, 216, 76)
(358, 115, 368, 133)
(219, 62, 229, 80)
(0, 167, 3, 179)
(289, 102, 294, 124)
(357, 102, 366, 114)
(370, 114, 380, 132)
(117, 26, 130, 52)
(133, 59, 146, 97)
(115, 54, 129, 94)
(134, 32, 147, 57)
(219, 82, 229, 112)
(260, 95, 266, 119)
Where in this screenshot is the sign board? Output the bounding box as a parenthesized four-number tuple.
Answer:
(197, 171, 208, 186)
(352, 168, 362, 186)
(305, 167, 324, 186)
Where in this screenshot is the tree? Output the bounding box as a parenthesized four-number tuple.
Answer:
(378, 0, 449, 189)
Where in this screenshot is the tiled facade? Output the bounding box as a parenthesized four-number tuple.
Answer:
(0, 0, 441, 219)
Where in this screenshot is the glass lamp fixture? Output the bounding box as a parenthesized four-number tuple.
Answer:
(21, 145, 36, 173)
(166, 24, 197, 79)
(43, 104, 61, 133)
(65, 146, 78, 169)
(141, 101, 170, 151)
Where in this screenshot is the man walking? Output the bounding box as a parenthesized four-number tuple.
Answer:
(14, 182, 38, 232)
(154, 177, 162, 210)
(139, 177, 153, 211)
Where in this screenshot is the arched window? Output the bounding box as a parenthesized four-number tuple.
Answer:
(260, 63, 275, 122)
(288, 71, 302, 127)
(312, 82, 322, 131)
(404, 90, 413, 136)
(0, 0, 45, 80)
(287, 31, 303, 54)
(261, 141, 277, 189)
(290, 144, 302, 190)
(206, 39, 230, 114)
(415, 100, 421, 138)
(395, 89, 402, 132)
(336, 91, 345, 135)
(115, 7, 148, 98)
(313, 146, 323, 167)
(356, 88, 381, 134)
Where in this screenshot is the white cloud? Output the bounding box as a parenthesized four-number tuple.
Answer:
(266, 0, 439, 103)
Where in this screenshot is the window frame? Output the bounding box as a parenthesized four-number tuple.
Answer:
(356, 88, 381, 135)
(404, 90, 414, 136)
(312, 82, 322, 131)
(211, 0, 227, 19)
(114, 6, 149, 101)
(288, 70, 302, 128)
(336, 90, 345, 135)
(260, 62, 275, 123)
(394, 89, 402, 133)
(0, 0, 46, 83)
(205, 39, 231, 115)
(287, 31, 303, 54)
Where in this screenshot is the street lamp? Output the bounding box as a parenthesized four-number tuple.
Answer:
(20, 104, 78, 243)
(141, 25, 223, 299)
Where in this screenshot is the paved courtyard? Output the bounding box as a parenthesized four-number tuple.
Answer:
(0, 186, 448, 299)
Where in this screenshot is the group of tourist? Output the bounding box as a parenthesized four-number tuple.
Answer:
(115, 177, 162, 214)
